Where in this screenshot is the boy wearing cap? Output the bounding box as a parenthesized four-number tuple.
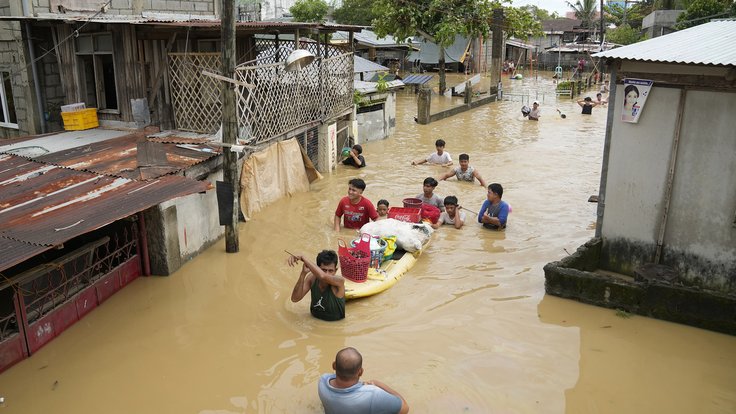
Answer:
(528, 101, 540, 121)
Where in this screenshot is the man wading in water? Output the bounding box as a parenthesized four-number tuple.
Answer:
(478, 183, 509, 230)
(289, 250, 345, 321)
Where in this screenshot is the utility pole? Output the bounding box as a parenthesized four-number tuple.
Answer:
(221, 0, 240, 253)
(600, 0, 605, 49)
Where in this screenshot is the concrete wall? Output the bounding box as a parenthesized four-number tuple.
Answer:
(356, 92, 396, 144)
(145, 169, 226, 275)
(0, 18, 36, 138)
(600, 61, 736, 292)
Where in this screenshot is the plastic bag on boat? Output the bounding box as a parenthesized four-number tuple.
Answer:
(381, 236, 397, 260)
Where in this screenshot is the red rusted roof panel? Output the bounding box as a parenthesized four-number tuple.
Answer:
(0, 236, 49, 273)
(0, 154, 211, 261)
(32, 133, 218, 179)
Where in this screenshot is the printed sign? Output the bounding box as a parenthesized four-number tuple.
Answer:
(621, 78, 654, 123)
(328, 123, 337, 167)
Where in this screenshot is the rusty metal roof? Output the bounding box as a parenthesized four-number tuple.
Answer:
(0, 237, 48, 273)
(34, 133, 219, 179)
(1, 131, 220, 180)
(0, 153, 211, 272)
(0, 14, 363, 32)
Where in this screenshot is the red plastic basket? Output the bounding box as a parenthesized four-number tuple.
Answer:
(402, 197, 423, 208)
(338, 233, 371, 282)
(387, 207, 421, 223)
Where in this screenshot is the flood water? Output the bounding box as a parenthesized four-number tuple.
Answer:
(1, 73, 735, 413)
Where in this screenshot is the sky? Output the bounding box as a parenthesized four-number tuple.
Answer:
(511, 0, 575, 17)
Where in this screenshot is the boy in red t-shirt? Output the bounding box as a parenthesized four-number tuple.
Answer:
(334, 178, 378, 231)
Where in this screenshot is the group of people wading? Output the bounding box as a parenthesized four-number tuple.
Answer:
(286, 139, 510, 413)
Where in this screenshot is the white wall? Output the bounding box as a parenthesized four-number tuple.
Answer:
(601, 61, 736, 290)
(159, 171, 225, 260)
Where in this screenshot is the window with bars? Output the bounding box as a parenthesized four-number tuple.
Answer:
(75, 33, 119, 112)
(0, 71, 18, 129)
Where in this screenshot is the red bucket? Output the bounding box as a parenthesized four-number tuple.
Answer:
(402, 197, 423, 209)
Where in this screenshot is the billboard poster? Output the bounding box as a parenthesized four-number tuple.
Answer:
(621, 78, 654, 123)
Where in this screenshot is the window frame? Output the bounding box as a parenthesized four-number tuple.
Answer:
(0, 71, 19, 129)
(75, 32, 120, 114)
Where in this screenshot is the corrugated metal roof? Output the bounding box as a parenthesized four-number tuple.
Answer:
(354, 55, 389, 74)
(0, 14, 363, 31)
(34, 134, 219, 179)
(354, 79, 404, 94)
(408, 34, 470, 64)
(333, 30, 409, 48)
(0, 236, 48, 272)
(593, 20, 736, 66)
(0, 132, 219, 180)
(402, 74, 434, 85)
(0, 154, 211, 272)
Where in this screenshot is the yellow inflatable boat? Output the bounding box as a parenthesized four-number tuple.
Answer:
(344, 239, 431, 300)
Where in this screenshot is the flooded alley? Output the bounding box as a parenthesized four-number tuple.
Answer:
(0, 74, 735, 414)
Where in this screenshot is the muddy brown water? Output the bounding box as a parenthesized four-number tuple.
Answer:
(1, 73, 734, 413)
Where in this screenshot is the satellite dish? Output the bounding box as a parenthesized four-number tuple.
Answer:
(284, 49, 315, 72)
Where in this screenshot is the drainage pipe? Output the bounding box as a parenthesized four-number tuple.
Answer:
(654, 89, 687, 264)
(595, 63, 617, 238)
(21, 0, 46, 133)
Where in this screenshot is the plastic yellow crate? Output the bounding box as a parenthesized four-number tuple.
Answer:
(61, 108, 99, 131)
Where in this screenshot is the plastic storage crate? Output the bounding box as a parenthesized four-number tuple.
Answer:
(387, 207, 421, 223)
(61, 108, 98, 131)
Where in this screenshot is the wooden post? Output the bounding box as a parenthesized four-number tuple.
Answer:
(221, 0, 239, 253)
(490, 8, 504, 96)
(464, 80, 472, 105)
(417, 86, 431, 124)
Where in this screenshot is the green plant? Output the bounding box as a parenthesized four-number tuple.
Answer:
(376, 72, 389, 93)
(556, 81, 573, 90)
(615, 309, 633, 319)
(353, 90, 364, 106)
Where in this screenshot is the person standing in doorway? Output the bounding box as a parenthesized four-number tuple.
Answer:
(318, 347, 410, 414)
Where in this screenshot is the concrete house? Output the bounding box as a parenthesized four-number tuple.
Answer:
(0, 0, 361, 371)
(544, 20, 736, 334)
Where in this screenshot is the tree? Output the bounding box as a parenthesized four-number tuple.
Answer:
(333, 0, 376, 25)
(606, 24, 643, 45)
(520, 4, 553, 21)
(567, 0, 598, 28)
(372, 0, 498, 95)
(676, 0, 733, 29)
(503, 7, 544, 40)
(604, 2, 647, 29)
(290, 0, 329, 22)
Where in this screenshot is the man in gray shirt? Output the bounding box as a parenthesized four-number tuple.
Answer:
(318, 347, 409, 414)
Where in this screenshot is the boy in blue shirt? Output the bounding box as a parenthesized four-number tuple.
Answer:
(478, 183, 509, 230)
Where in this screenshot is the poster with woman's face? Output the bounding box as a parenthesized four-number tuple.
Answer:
(621, 78, 654, 123)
